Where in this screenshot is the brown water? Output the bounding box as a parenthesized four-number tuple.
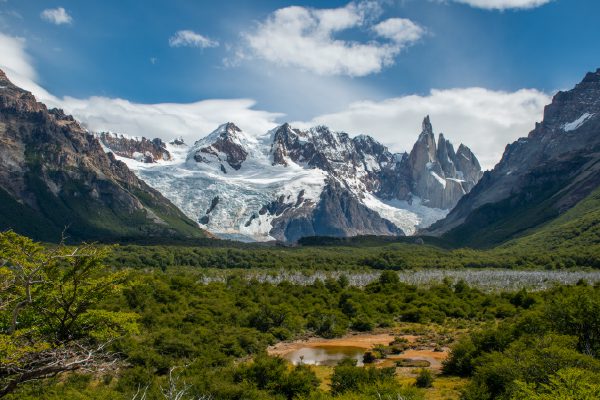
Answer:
(282, 346, 366, 366)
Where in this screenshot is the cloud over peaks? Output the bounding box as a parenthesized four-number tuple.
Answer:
(373, 18, 425, 44)
(295, 87, 550, 170)
(244, 2, 425, 77)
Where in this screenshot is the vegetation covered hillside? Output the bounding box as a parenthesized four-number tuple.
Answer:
(499, 186, 600, 257)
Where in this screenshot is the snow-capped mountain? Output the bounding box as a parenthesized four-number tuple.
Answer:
(102, 117, 483, 242)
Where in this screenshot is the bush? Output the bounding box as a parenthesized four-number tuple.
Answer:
(415, 368, 434, 388)
(363, 351, 377, 364)
(331, 365, 396, 394)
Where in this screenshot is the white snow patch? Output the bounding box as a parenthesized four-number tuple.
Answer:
(563, 113, 594, 132)
(363, 155, 380, 172)
(361, 194, 448, 236)
(430, 171, 447, 188)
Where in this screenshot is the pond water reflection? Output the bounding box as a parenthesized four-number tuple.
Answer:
(282, 346, 365, 366)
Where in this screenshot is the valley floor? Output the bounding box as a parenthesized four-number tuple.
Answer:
(3, 233, 600, 400)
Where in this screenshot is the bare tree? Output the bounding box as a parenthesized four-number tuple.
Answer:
(131, 384, 149, 400)
(160, 366, 212, 400)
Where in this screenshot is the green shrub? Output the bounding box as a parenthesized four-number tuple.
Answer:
(415, 368, 434, 388)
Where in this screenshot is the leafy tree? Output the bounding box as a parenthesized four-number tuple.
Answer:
(236, 356, 318, 399)
(0, 231, 138, 397)
(544, 286, 600, 357)
(511, 368, 600, 400)
(378, 270, 400, 286)
(279, 364, 319, 400)
(465, 334, 600, 399)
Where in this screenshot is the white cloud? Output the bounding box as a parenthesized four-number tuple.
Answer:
(244, 2, 425, 77)
(294, 88, 550, 170)
(169, 30, 218, 48)
(60, 96, 280, 141)
(451, 0, 552, 10)
(373, 18, 424, 43)
(40, 7, 72, 25)
(0, 33, 277, 142)
(0, 33, 56, 104)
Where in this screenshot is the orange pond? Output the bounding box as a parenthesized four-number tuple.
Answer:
(267, 333, 448, 370)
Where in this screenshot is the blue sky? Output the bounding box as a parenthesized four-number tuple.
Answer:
(0, 0, 599, 168)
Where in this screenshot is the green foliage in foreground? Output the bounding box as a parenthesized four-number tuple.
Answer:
(0, 231, 138, 397)
(10, 266, 600, 400)
(415, 368, 434, 388)
(5, 244, 526, 399)
(3, 231, 600, 399)
(511, 367, 600, 400)
(443, 284, 600, 399)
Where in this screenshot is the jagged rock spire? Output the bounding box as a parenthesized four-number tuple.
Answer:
(422, 115, 433, 135)
(409, 116, 483, 209)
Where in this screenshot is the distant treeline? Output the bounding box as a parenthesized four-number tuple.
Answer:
(106, 240, 600, 271)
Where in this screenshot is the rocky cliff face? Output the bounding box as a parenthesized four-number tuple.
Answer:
(0, 69, 207, 242)
(108, 114, 482, 242)
(269, 180, 402, 243)
(97, 132, 171, 163)
(407, 116, 483, 209)
(428, 68, 600, 247)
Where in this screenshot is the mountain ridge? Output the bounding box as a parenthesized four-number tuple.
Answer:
(102, 116, 483, 242)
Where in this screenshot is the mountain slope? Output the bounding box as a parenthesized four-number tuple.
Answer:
(0, 69, 208, 242)
(428, 68, 600, 247)
(501, 186, 600, 260)
(104, 118, 483, 242)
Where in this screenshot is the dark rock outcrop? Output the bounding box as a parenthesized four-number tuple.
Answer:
(407, 116, 483, 209)
(269, 180, 403, 242)
(97, 132, 171, 163)
(268, 117, 482, 211)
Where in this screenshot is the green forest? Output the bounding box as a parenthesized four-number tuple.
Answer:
(1, 230, 599, 400)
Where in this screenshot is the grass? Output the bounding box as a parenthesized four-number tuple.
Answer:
(424, 377, 468, 400)
(502, 186, 600, 253)
(312, 365, 335, 392)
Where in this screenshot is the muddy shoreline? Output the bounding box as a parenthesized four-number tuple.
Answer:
(267, 330, 449, 370)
